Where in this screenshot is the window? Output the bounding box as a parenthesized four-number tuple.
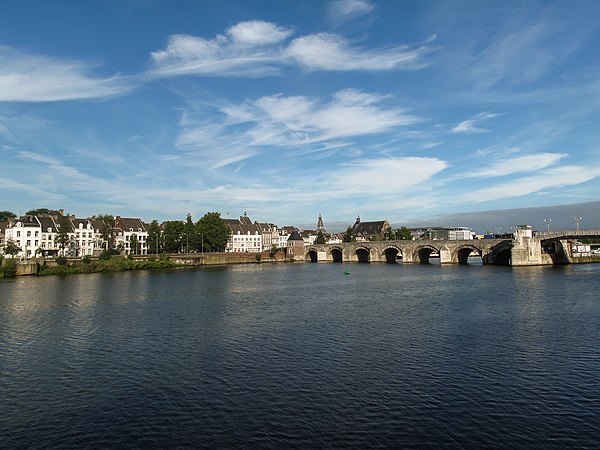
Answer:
(17, 231, 21, 237)
(27, 231, 31, 237)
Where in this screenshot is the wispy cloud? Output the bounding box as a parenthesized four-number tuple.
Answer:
(286, 33, 432, 71)
(463, 165, 600, 203)
(0, 45, 133, 102)
(150, 20, 433, 77)
(465, 152, 567, 178)
(177, 89, 420, 168)
(451, 112, 500, 133)
(328, 0, 374, 26)
(149, 21, 293, 77)
(327, 157, 447, 195)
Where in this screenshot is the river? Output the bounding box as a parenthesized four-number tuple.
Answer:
(1, 262, 600, 448)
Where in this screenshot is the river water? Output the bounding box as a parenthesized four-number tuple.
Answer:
(1, 262, 600, 448)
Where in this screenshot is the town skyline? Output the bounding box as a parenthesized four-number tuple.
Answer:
(2, 1, 600, 226)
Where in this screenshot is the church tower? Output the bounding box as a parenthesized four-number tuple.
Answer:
(317, 213, 325, 232)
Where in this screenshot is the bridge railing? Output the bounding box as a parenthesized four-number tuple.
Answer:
(535, 229, 600, 239)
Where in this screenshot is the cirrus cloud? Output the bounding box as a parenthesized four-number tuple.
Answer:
(0, 45, 133, 102)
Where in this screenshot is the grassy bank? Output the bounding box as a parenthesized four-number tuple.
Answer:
(38, 254, 176, 276)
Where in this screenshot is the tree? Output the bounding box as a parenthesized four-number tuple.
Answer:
(130, 233, 139, 255)
(25, 208, 50, 216)
(147, 220, 162, 254)
(56, 217, 72, 256)
(3, 239, 20, 257)
(343, 227, 355, 242)
(397, 226, 412, 240)
(0, 211, 16, 221)
(93, 214, 116, 250)
(196, 212, 229, 252)
(315, 230, 326, 244)
(183, 213, 198, 253)
(162, 220, 184, 252)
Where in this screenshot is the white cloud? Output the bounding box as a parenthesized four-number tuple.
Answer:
(188, 89, 419, 158)
(464, 165, 600, 203)
(286, 33, 431, 71)
(150, 21, 433, 77)
(328, 0, 374, 25)
(0, 45, 133, 102)
(465, 152, 567, 178)
(149, 21, 293, 77)
(227, 21, 293, 45)
(327, 157, 448, 195)
(451, 112, 500, 133)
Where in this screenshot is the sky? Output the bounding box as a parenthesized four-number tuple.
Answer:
(1, 0, 600, 231)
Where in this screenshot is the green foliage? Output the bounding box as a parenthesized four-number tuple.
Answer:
(343, 227, 355, 242)
(56, 256, 68, 266)
(162, 220, 184, 252)
(315, 231, 326, 244)
(93, 214, 116, 250)
(99, 250, 112, 260)
(196, 212, 229, 252)
(0, 210, 17, 221)
(130, 233, 139, 255)
(25, 208, 50, 216)
(397, 226, 413, 240)
(255, 253, 261, 262)
(183, 213, 198, 252)
(269, 244, 278, 258)
(147, 220, 161, 254)
(39, 264, 80, 275)
(3, 239, 20, 257)
(0, 258, 17, 278)
(82, 255, 91, 264)
(56, 217, 72, 254)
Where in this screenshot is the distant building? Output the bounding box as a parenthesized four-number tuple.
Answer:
(224, 212, 263, 253)
(286, 230, 305, 259)
(409, 226, 474, 240)
(114, 216, 148, 255)
(352, 216, 390, 241)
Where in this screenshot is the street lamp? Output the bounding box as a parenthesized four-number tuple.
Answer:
(573, 216, 582, 232)
(544, 218, 551, 232)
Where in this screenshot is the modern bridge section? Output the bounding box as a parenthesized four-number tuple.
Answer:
(305, 238, 515, 265)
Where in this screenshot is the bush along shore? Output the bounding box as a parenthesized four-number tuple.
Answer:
(38, 253, 177, 276)
(1, 251, 289, 278)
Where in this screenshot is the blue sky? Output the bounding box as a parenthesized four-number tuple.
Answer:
(1, 0, 600, 230)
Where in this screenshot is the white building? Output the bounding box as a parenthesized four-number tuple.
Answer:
(114, 217, 148, 255)
(224, 214, 263, 253)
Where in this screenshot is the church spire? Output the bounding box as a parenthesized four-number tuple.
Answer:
(317, 213, 324, 232)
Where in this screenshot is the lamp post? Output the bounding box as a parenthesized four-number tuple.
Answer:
(200, 233, 204, 254)
(573, 216, 582, 232)
(544, 218, 551, 232)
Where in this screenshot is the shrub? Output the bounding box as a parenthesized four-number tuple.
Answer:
(99, 250, 112, 261)
(56, 256, 68, 266)
(255, 253, 261, 262)
(82, 255, 91, 264)
(0, 259, 17, 278)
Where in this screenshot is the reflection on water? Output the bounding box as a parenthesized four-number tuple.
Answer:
(1, 263, 600, 447)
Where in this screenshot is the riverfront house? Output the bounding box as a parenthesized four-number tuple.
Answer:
(2, 210, 148, 258)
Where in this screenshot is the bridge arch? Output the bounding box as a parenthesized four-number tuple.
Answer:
(490, 242, 512, 265)
(329, 246, 343, 263)
(305, 248, 318, 263)
(381, 245, 403, 263)
(412, 244, 440, 264)
(355, 246, 370, 263)
(454, 245, 482, 265)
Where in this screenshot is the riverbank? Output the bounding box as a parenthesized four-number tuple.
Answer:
(1, 251, 290, 278)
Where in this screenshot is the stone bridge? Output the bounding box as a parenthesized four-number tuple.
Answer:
(304, 239, 514, 265)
